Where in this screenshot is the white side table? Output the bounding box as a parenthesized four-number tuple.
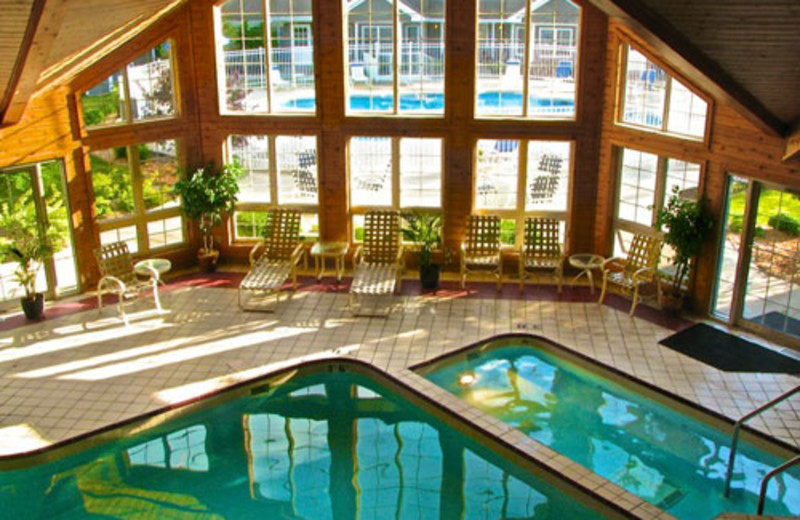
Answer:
(310, 242, 348, 282)
(568, 254, 604, 294)
(134, 258, 172, 285)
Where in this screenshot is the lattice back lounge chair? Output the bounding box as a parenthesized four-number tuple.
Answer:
(239, 208, 304, 311)
(519, 217, 565, 292)
(460, 215, 503, 290)
(598, 233, 663, 316)
(349, 210, 404, 316)
(94, 241, 163, 325)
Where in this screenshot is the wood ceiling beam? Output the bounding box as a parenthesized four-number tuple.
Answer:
(587, 0, 787, 138)
(0, 0, 63, 126)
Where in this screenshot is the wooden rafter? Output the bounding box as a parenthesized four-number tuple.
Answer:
(588, 0, 787, 138)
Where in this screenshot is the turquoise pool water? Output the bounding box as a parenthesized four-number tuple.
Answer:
(0, 366, 617, 519)
(282, 92, 575, 113)
(420, 342, 800, 519)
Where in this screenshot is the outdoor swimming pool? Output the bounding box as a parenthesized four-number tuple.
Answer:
(282, 91, 575, 114)
(417, 336, 800, 520)
(0, 360, 627, 520)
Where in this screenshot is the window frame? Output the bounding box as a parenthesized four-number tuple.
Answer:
(472, 139, 575, 248)
(347, 135, 445, 241)
(92, 140, 186, 255)
(616, 42, 712, 142)
(81, 39, 179, 129)
(224, 133, 321, 242)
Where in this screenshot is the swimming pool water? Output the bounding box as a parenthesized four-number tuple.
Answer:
(282, 92, 575, 112)
(421, 343, 800, 519)
(0, 367, 614, 520)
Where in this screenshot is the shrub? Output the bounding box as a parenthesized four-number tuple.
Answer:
(729, 215, 743, 233)
(768, 214, 800, 235)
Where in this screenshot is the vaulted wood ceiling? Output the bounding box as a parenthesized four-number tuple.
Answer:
(2, 0, 800, 153)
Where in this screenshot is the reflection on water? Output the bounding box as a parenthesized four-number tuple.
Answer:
(0, 371, 607, 520)
(424, 345, 800, 520)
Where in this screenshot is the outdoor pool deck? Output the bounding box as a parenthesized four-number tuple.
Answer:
(0, 270, 798, 459)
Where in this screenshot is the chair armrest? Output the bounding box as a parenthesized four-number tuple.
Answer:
(395, 245, 405, 267)
(352, 245, 363, 266)
(601, 257, 624, 271)
(98, 275, 125, 293)
(632, 265, 656, 281)
(249, 240, 265, 265)
(290, 243, 305, 265)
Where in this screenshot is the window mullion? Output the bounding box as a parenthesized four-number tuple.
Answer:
(129, 145, 147, 253)
(122, 68, 133, 123)
(515, 141, 528, 246)
(393, 0, 400, 114)
(653, 156, 668, 226)
(392, 138, 401, 209)
(263, 0, 273, 113)
(269, 136, 279, 205)
(522, 1, 533, 118)
(662, 77, 673, 132)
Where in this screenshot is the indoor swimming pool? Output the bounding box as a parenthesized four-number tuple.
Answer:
(0, 360, 628, 520)
(417, 335, 800, 520)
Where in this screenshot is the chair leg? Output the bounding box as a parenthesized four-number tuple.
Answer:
(497, 263, 503, 291)
(598, 273, 608, 305)
(556, 266, 563, 294)
(629, 285, 640, 316)
(152, 279, 163, 313)
(518, 263, 524, 291)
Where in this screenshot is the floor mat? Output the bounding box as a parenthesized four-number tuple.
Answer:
(659, 323, 800, 373)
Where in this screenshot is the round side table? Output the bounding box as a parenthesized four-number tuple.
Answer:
(310, 242, 349, 282)
(134, 258, 172, 285)
(568, 254, 604, 294)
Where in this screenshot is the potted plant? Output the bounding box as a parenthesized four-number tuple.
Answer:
(402, 211, 445, 290)
(0, 213, 60, 320)
(655, 186, 714, 312)
(174, 161, 241, 271)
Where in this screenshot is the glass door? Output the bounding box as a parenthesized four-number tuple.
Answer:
(712, 175, 800, 342)
(0, 161, 78, 303)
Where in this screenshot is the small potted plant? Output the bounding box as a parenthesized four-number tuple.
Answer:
(655, 186, 714, 311)
(402, 211, 445, 290)
(174, 161, 241, 271)
(0, 213, 60, 320)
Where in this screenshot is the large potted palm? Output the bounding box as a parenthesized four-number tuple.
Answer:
(402, 211, 445, 290)
(655, 186, 714, 311)
(174, 161, 241, 271)
(0, 213, 60, 320)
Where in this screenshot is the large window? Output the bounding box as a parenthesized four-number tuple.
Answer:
(81, 41, 176, 127)
(216, 0, 315, 114)
(476, 0, 580, 119)
(474, 139, 572, 245)
(225, 135, 319, 239)
(345, 0, 446, 116)
(613, 147, 701, 261)
(619, 45, 708, 140)
(90, 140, 184, 254)
(348, 136, 443, 238)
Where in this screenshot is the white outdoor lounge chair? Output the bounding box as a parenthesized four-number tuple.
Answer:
(94, 241, 163, 325)
(349, 210, 404, 317)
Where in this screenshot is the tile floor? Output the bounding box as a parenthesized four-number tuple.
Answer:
(0, 273, 798, 459)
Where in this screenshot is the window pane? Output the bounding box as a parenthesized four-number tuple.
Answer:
(100, 225, 138, 254)
(229, 135, 271, 204)
(90, 148, 135, 220)
(235, 210, 267, 239)
(350, 137, 392, 207)
(82, 71, 125, 127)
(147, 216, 184, 249)
(269, 0, 316, 112)
(617, 148, 657, 226)
(300, 213, 319, 239)
(667, 79, 707, 138)
(528, 1, 579, 119)
(476, 1, 523, 116)
(219, 0, 269, 112)
(526, 141, 571, 211)
(346, 0, 395, 114)
(276, 136, 318, 204)
(128, 41, 176, 121)
(475, 139, 518, 210)
(400, 138, 442, 208)
(397, 0, 445, 115)
(141, 140, 180, 212)
(665, 159, 700, 201)
(622, 48, 666, 129)
(0, 171, 42, 301)
(40, 161, 78, 294)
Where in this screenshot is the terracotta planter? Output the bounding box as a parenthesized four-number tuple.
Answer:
(198, 249, 220, 272)
(21, 293, 45, 320)
(660, 292, 684, 314)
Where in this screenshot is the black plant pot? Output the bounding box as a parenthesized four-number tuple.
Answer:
(21, 293, 45, 320)
(420, 264, 440, 290)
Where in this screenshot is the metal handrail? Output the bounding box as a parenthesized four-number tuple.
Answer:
(757, 454, 800, 515)
(723, 384, 800, 498)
